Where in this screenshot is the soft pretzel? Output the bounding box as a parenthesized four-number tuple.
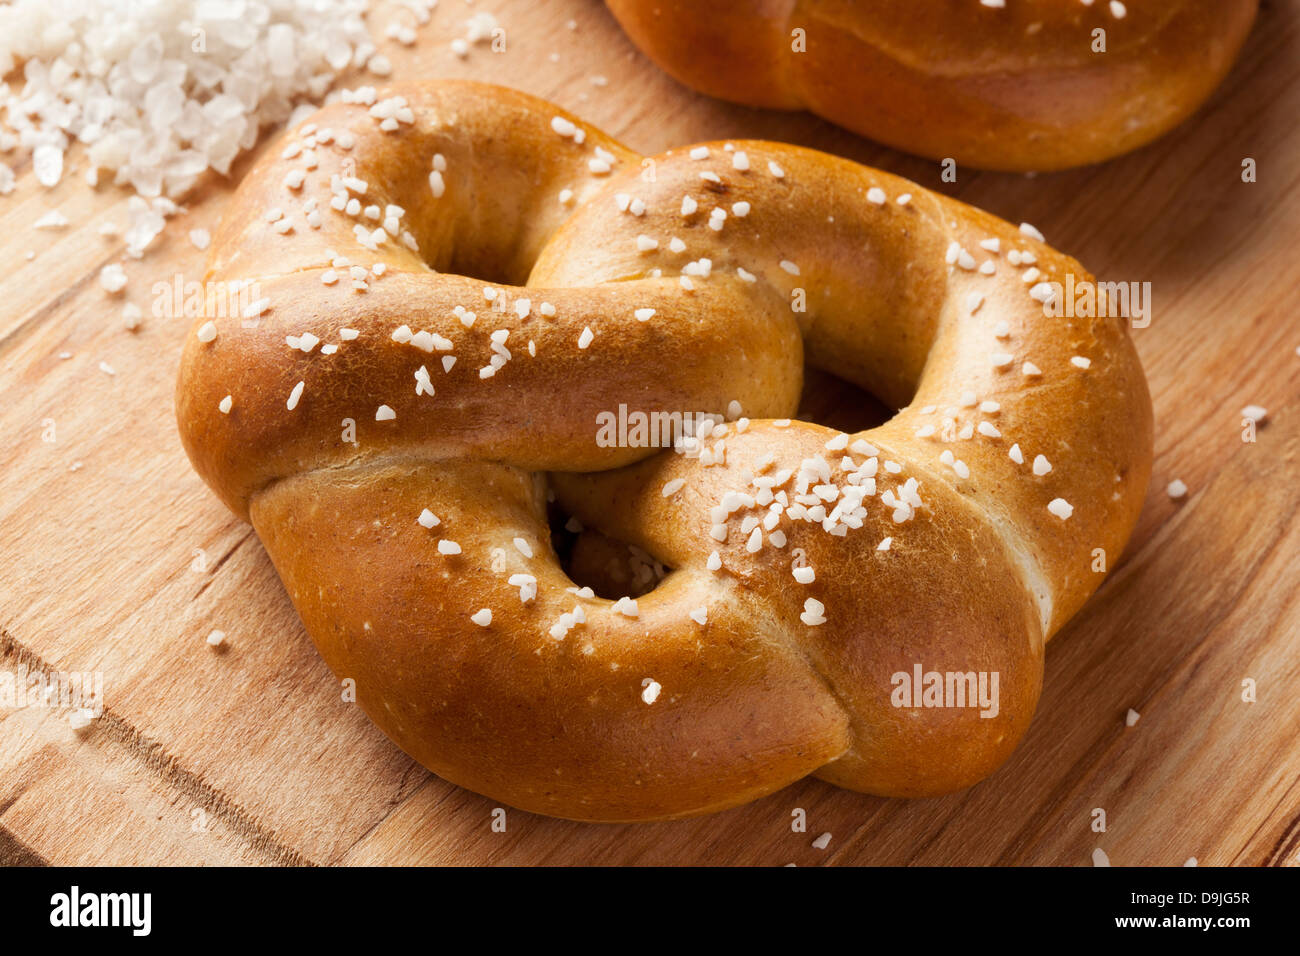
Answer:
(176, 80, 1152, 821)
(606, 0, 1258, 171)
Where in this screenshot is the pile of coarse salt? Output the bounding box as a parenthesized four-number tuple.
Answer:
(0, 0, 401, 255)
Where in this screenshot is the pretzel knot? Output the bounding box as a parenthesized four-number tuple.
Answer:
(177, 81, 1152, 821)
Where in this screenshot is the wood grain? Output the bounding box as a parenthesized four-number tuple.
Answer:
(1, 0, 1297, 866)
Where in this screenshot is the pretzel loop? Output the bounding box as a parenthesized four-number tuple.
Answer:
(177, 81, 1152, 821)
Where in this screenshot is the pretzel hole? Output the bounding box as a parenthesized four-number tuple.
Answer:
(797, 367, 895, 434)
(547, 500, 670, 600)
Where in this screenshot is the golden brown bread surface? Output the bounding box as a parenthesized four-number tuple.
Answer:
(176, 80, 1152, 821)
(606, 0, 1258, 171)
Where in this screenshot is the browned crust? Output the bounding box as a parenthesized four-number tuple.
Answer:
(606, 0, 1259, 171)
(175, 81, 1152, 820)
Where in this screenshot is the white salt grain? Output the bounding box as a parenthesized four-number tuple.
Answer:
(99, 264, 127, 293)
(1047, 498, 1074, 519)
(33, 145, 63, 187)
(641, 680, 661, 704)
(34, 210, 69, 229)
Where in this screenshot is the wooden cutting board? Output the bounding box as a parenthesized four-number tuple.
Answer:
(2, 0, 1298, 867)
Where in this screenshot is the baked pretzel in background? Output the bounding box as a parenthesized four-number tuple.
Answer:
(606, 0, 1259, 171)
(176, 81, 1152, 821)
